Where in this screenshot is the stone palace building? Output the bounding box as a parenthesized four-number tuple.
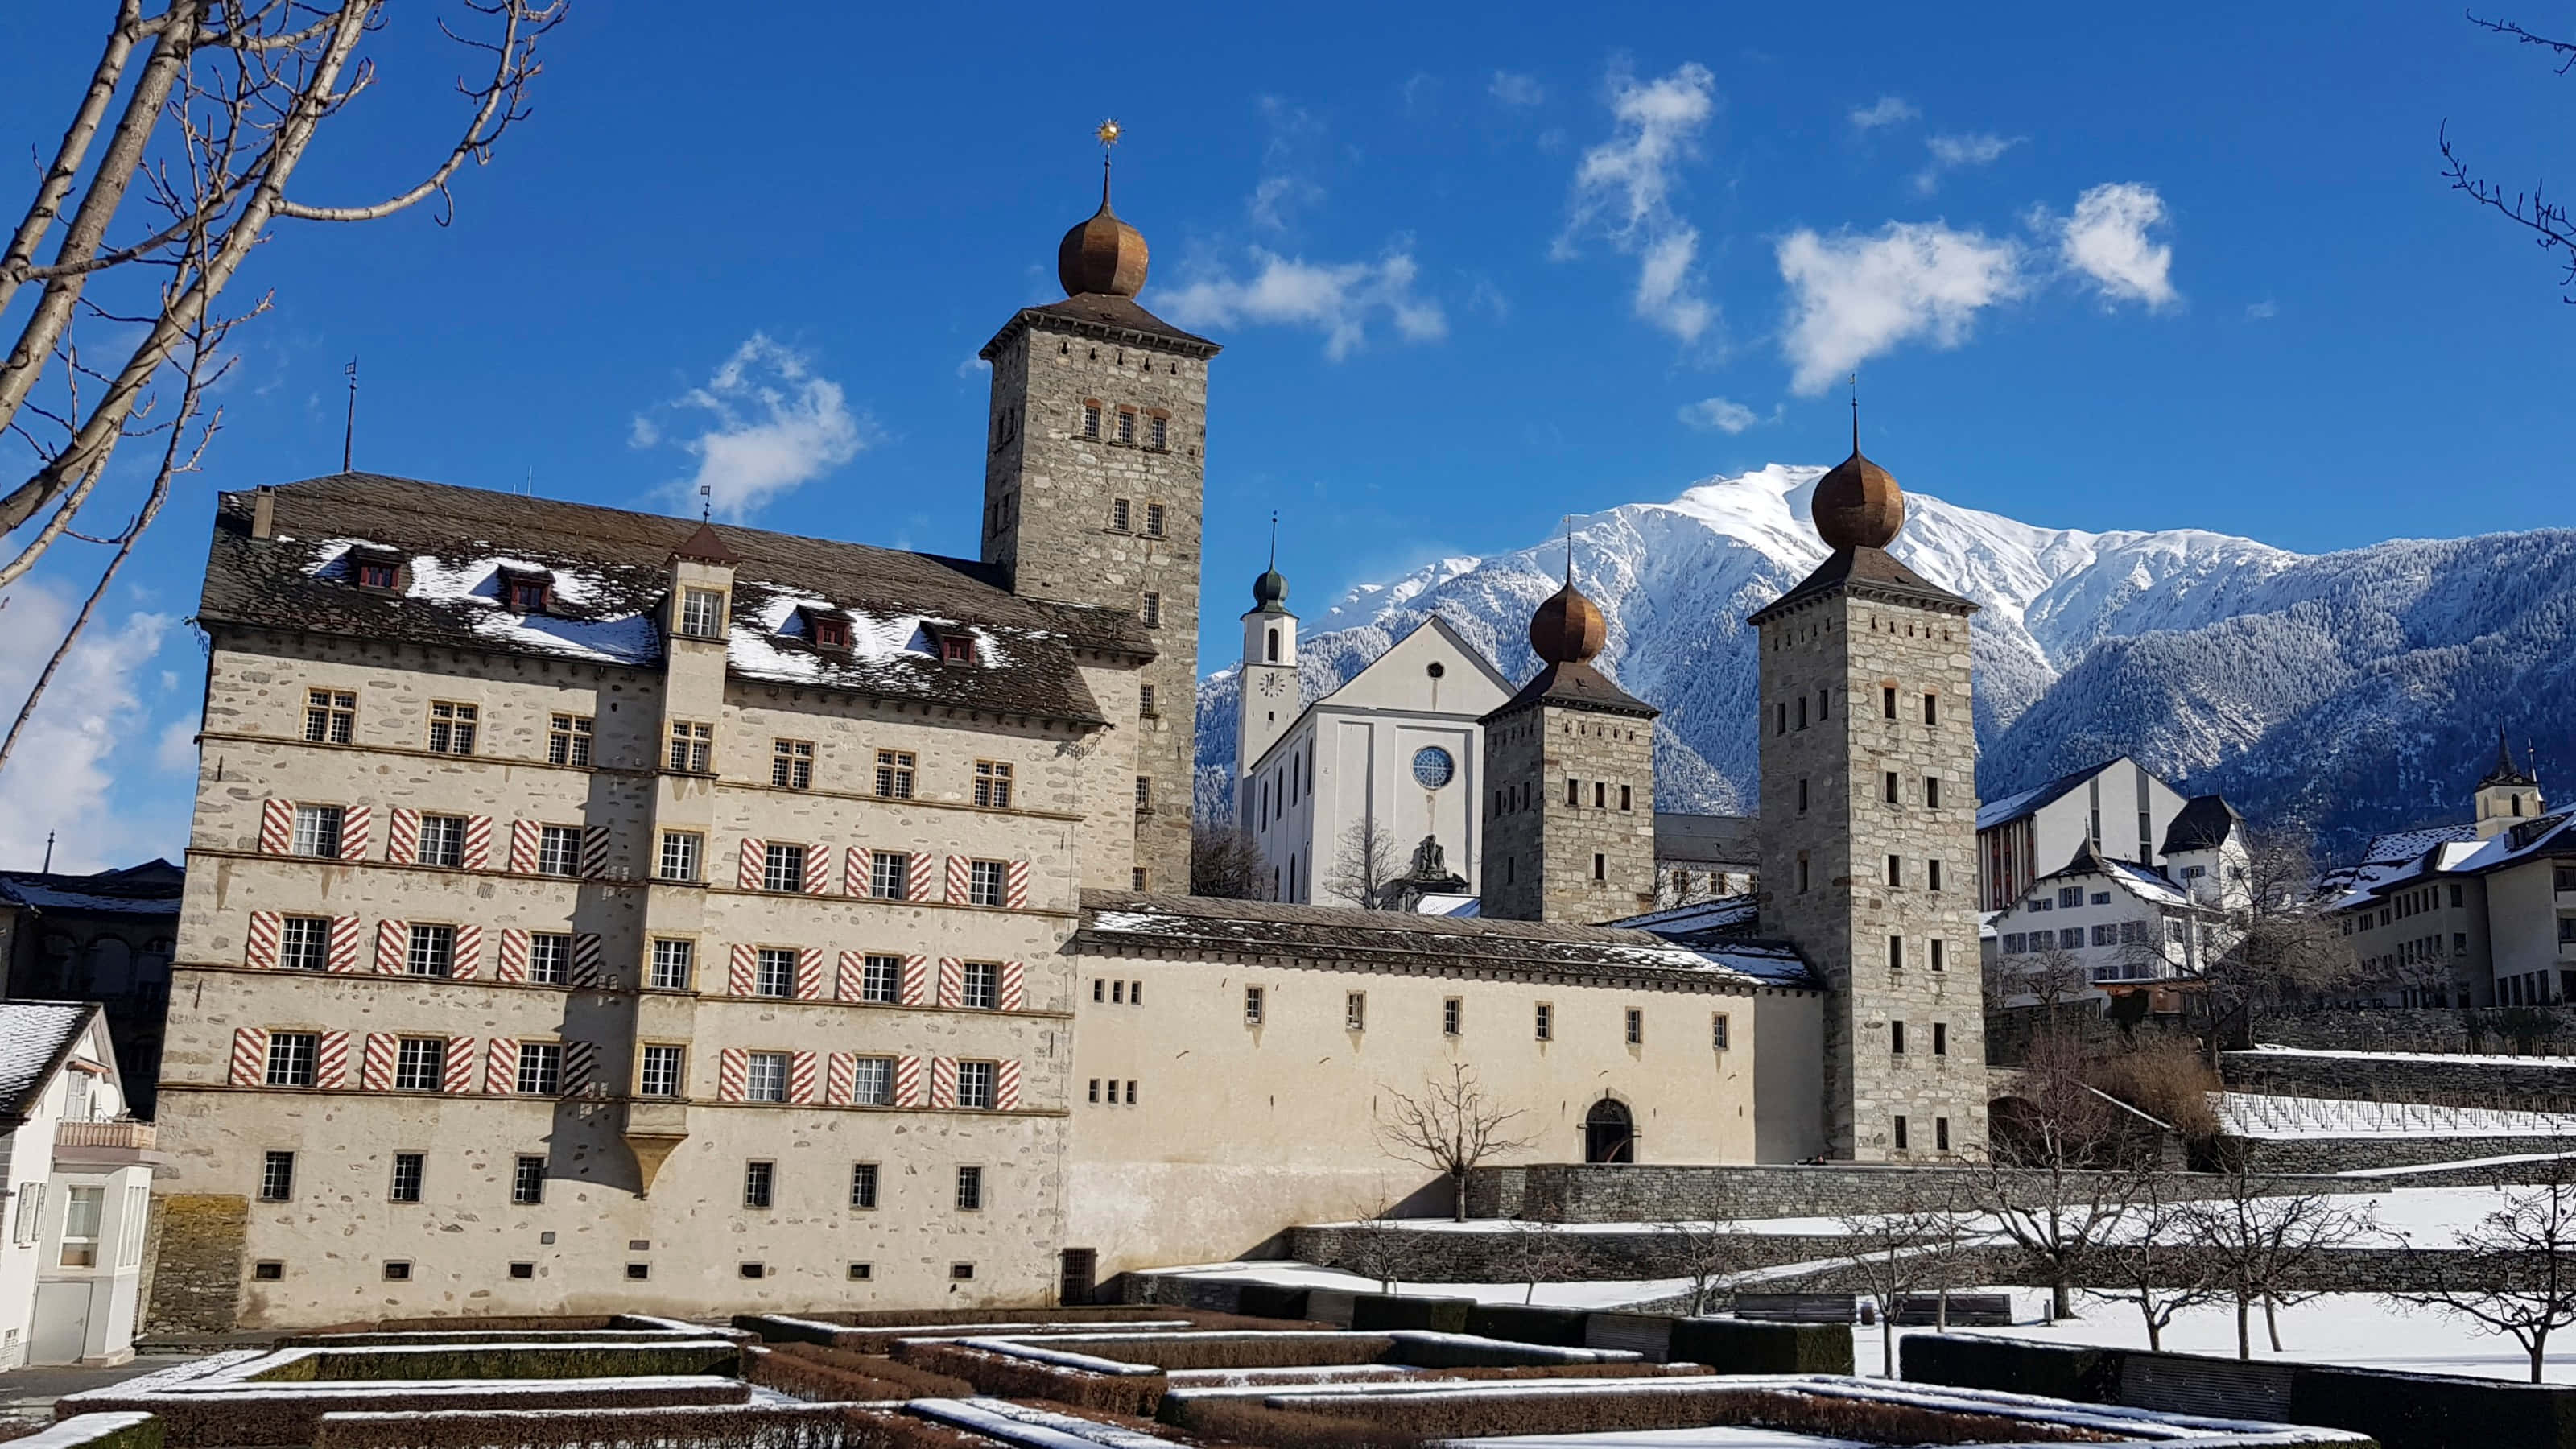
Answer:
(149, 162, 1988, 1328)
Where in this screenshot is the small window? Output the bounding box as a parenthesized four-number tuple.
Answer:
(516, 1042, 562, 1095)
(1346, 992, 1366, 1031)
(394, 1038, 444, 1092)
(1625, 1008, 1643, 1046)
(1797, 778, 1809, 815)
(1133, 866, 1147, 890)
(810, 613, 852, 649)
(1125, 1080, 1137, 1105)
(547, 713, 593, 766)
(351, 551, 400, 591)
(502, 572, 551, 613)
(667, 720, 713, 774)
(1923, 692, 1939, 726)
(1928, 859, 1943, 892)
(1088, 1078, 1101, 1103)
(1139, 684, 1158, 716)
(950, 1262, 976, 1281)
(1712, 1013, 1730, 1051)
(679, 588, 726, 638)
(957, 1060, 996, 1109)
(738, 1262, 765, 1279)
(869, 851, 913, 900)
(861, 954, 901, 1004)
(874, 750, 916, 799)
(1797, 852, 1810, 893)
(426, 701, 479, 756)
(382, 1261, 412, 1282)
(1592, 852, 1606, 881)
(1149, 416, 1169, 449)
(1144, 502, 1166, 536)
(1888, 855, 1902, 887)
(56, 1186, 102, 1267)
(772, 739, 815, 790)
(418, 814, 465, 869)
(650, 939, 695, 991)
(1930, 939, 1947, 972)
(1534, 1002, 1553, 1042)
(1620, 784, 1633, 811)
(1883, 771, 1900, 804)
(744, 1161, 775, 1209)
(851, 1163, 880, 1209)
(1135, 775, 1154, 811)
(938, 631, 978, 664)
(266, 1032, 319, 1088)
(1882, 686, 1897, 719)
(261, 1150, 297, 1201)
(1893, 1116, 1909, 1151)
(848, 1262, 873, 1281)
(627, 1263, 651, 1280)
(1926, 776, 1942, 810)
(510, 1155, 546, 1205)
(1082, 404, 1102, 439)
(658, 832, 703, 882)
(961, 960, 1001, 1009)
(535, 826, 580, 877)
(968, 860, 1008, 908)
(291, 803, 345, 858)
(755, 947, 796, 998)
(1934, 1022, 1950, 1056)
(1110, 497, 1131, 531)
(745, 1051, 790, 1103)
(1094, 979, 1107, 1003)
(1443, 997, 1462, 1037)
(390, 1152, 426, 1203)
(407, 923, 456, 978)
(278, 916, 331, 972)
(1245, 985, 1265, 1026)
(955, 1166, 985, 1212)
(1936, 1117, 1951, 1152)
(852, 1057, 894, 1107)
(974, 760, 1014, 809)
(1889, 935, 1905, 970)
(762, 843, 808, 894)
(253, 1260, 285, 1281)
(303, 689, 357, 745)
(1891, 1021, 1907, 1055)
(1116, 409, 1137, 444)
(640, 1044, 685, 1097)
(1141, 592, 1162, 629)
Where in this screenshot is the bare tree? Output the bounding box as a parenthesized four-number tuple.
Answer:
(1325, 816, 1401, 909)
(1646, 1203, 1757, 1317)
(1336, 1198, 1424, 1295)
(2188, 1165, 2379, 1360)
(2107, 1179, 2224, 1353)
(2006, 943, 2091, 1013)
(2189, 827, 2343, 1060)
(1973, 1033, 2146, 1320)
(2405, 1165, 2576, 1383)
(1837, 1199, 1965, 1377)
(0, 0, 557, 770)
(1373, 1064, 1538, 1222)
(1500, 1218, 1587, 1306)
(2441, 15, 2576, 299)
(1188, 819, 1263, 898)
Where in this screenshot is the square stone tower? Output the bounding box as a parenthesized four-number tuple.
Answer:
(980, 167, 1220, 891)
(1480, 580, 1659, 924)
(1751, 446, 1986, 1162)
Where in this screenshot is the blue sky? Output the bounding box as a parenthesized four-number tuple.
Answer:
(0, 1, 2570, 869)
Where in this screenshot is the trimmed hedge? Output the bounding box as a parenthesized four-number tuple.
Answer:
(741, 1344, 975, 1402)
(1234, 1284, 1311, 1321)
(1580, 1312, 1674, 1362)
(1178, 1382, 2112, 1445)
(2291, 1363, 2576, 1449)
(1160, 1397, 1430, 1449)
(276, 1331, 711, 1349)
(890, 1341, 1166, 1418)
(77, 1378, 748, 1449)
(246, 1344, 741, 1383)
(1899, 1333, 2120, 1405)
(317, 1403, 988, 1449)
(1463, 1304, 1587, 1348)
(1037, 1334, 1397, 1372)
(1347, 1295, 1472, 1334)
(10, 1418, 159, 1449)
(1667, 1318, 1852, 1375)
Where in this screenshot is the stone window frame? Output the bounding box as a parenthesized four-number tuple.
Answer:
(388, 1152, 426, 1203)
(1624, 1008, 1643, 1046)
(753, 946, 798, 998)
(649, 935, 696, 990)
(1143, 500, 1167, 537)
(1533, 1001, 1553, 1042)
(742, 1160, 776, 1210)
(1711, 1013, 1731, 1052)
(425, 700, 479, 756)
(954, 1165, 985, 1212)
(304, 687, 357, 745)
(1144, 409, 1172, 452)
(850, 1162, 880, 1210)
(1442, 997, 1463, 1037)
(393, 1038, 446, 1092)
(654, 827, 701, 879)
(547, 713, 593, 766)
(1108, 497, 1133, 533)
(1243, 985, 1265, 1026)
(762, 840, 810, 894)
(874, 749, 917, 799)
(1345, 991, 1366, 1031)
(1080, 400, 1104, 440)
(1114, 407, 1138, 446)
(638, 1043, 686, 1098)
(510, 1154, 546, 1205)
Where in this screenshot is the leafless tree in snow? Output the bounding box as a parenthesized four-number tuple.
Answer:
(2187, 1162, 2378, 1360)
(1373, 1063, 1537, 1222)
(2405, 1162, 2576, 1383)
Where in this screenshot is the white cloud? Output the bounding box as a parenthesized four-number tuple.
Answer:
(1560, 62, 1720, 343)
(1913, 131, 2022, 192)
(641, 334, 868, 519)
(1678, 397, 1775, 433)
(2245, 298, 2278, 320)
(1251, 96, 1327, 229)
(1847, 95, 1919, 131)
(155, 716, 198, 773)
(1490, 71, 1546, 107)
(0, 588, 175, 871)
(2058, 181, 2178, 308)
(1161, 249, 1447, 361)
(1777, 221, 2026, 394)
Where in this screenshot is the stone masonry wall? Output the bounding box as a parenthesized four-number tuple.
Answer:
(1482, 705, 1657, 926)
(143, 1194, 247, 1333)
(2250, 1005, 2576, 1056)
(2223, 1048, 2576, 1113)
(1463, 1163, 2356, 1224)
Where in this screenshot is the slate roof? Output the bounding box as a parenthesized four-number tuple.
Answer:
(1655, 812, 1757, 866)
(201, 473, 1152, 726)
(1483, 660, 1657, 722)
(1747, 545, 1976, 626)
(2161, 794, 2242, 855)
(0, 861, 182, 919)
(980, 293, 1220, 359)
(2040, 842, 2193, 909)
(1074, 890, 1814, 989)
(1975, 759, 2119, 833)
(0, 1001, 100, 1121)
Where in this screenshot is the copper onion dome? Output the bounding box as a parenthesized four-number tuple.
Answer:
(1252, 567, 1290, 610)
(1529, 581, 1608, 664)
(1057, 163, 1148, 298)
(1812, 446, 1905, 551)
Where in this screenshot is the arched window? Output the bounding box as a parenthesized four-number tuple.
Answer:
(1265, 627, 1279, 663)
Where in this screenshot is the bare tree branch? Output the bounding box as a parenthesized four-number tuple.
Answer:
(2443, 14, 2576, 299)
(1373, 1063, 1539, 1221)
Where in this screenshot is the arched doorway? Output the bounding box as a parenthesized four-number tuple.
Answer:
(1583, 1098, 1635, 1163)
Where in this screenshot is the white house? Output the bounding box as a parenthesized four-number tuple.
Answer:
(0, 1001, 156, 1367)
(1234, 564, 1513, 904)
(1976, 757, 2198, 912)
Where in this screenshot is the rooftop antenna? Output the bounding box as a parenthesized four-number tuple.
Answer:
(40, 831, 52, 874)
(1849, 370, 1860, 454)
(341, 357, 358, 473)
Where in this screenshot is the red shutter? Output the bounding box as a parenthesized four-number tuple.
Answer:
(244, 912, 281, 970)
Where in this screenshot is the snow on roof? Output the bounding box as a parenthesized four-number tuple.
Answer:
(1410, 893, 1481, 917)
(0, 1002, 99, 1118)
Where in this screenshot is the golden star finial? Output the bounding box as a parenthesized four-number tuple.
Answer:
(1096, 118, 1122, 151)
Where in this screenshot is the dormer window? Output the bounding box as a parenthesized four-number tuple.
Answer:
(499, 569, 551, 614)
(349, 550, 401, 592)
(810, 613, 852, 650)
(935, 630, 977, 666)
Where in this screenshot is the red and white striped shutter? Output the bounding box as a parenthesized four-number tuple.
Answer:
(906, 853, 935, 902)
(795, 947, 824, 1001)
(316, 1030, 350, 1089)
(496, 929, 530, 984)
(572, 934, 603, 988)
(936, 957, 964, 1008)
(244, 911, 281, 970)
(946, 855, 970, 904)
(374, 919, 408, 974)
(894, 1055, 924, 1107)
(790, 1051, 818, 1104)
(338, 805, 372, 861)
(484, 1038, 518, 1095)
(442, 1037, 477, 1094)
(386, 808, 421, 866)
(258, 799, 294, 855)
(836, 951, 864, 1002)
(580, 825, 609, 880)
(564, 1041, 597, 1096)
(463, 815, 493, 871)
(717, 1048, 747, 1102)
(803, 845, 832, 897)
(329, 916, 361, 973)
(930, 1056, 958, 1108)
(1006, 859, 1030, 910)
(508, 819, 539, 874)
(826, 1052, 856, 1104)
(1000, 960, 1026, 1012)
(901, 955, 927, 1005)
(229, 1028, 268, 1087)
(450, 924, 483, 980)
(844, 846, 870, 897)
(996, 1059, 1022, 1110)
(737, 838, 766, 890)
(360, 1033, 396, 1091)
(728, 943, 757, 997)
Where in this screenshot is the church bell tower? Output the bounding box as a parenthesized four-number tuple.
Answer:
(978, 123, 1220, 891)
(1236, 531, 1299, 785)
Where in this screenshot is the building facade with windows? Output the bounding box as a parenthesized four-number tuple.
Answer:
(0, 1002, 159, 1368)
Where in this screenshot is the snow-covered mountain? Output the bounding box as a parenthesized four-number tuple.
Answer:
(1194, 464, 2576, 857)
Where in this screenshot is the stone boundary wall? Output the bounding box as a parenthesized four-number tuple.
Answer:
(2237, 1132, 2576, 1175)
(2222, 1048, 2576, 1113)
(1463, 1163, 2355, 1223)
(2250, 1005, 2576, 1056)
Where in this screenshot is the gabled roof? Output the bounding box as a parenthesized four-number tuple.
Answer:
(0, 1001, 105, 1123)
(0, 860, 183, 917)
(2035, 841, 2190, 909)
(203, 474, 1150, 726)
(1977, 758, 2129, 833)
(1482, 659, 1657, 722)
(1247, 614, 1514, 776)
(1745, 545, 1976, 627)
(1075, 890, 1814, 989)
(2161, 795, 2242, 855)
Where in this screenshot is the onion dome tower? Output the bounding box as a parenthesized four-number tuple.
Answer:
(1057, 122, 1150, 298)
(1238, 514, 1302, 791)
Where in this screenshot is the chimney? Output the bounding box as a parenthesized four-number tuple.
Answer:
(250, 486, 276, 541)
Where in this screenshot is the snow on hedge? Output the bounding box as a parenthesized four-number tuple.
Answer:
(909, 1397, 1181, 1448)
(951, 1339, 1162, 1377)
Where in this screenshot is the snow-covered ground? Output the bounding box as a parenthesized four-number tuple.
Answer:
(1452, 1432, 1862, 1447)
(2218, 1091, 2576, 1139)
